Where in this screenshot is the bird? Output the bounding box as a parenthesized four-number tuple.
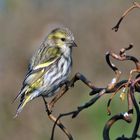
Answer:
(14, 27, 77, 117)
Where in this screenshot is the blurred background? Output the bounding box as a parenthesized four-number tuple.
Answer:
(0, 0, 140, 140)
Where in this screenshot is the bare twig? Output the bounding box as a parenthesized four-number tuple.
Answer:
(103, 46, 140, 140)
(112, 2, 140, 32)
(50, 45, 140, 140)
(130, 77, 140, 139)
(42, 96, 73, 140)
(103, 111, 132, 140)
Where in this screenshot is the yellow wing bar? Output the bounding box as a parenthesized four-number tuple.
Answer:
(33, 58, 58, 70)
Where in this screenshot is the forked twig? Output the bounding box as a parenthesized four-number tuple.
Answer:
(42, 96, 73, 140)
(51, 111, 77, 140)
(50, 45, 140, 140)
(50, 45, 140, 139)
(103, 45, 140, 139)
(105, 44, 140, 115)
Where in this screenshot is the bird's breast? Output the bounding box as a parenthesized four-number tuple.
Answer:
(44, 55, 72, 86)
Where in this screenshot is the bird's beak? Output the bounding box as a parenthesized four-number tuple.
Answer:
(72, 41, 77, 47)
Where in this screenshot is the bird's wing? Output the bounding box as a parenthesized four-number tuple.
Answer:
(29, 43, 62, 70)
(14, 68, 46, 117)
(14, 45, 62, 102)
(14, 46, 62, 117)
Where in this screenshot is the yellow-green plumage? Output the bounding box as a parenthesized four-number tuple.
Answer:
(14, 27, 77, 117)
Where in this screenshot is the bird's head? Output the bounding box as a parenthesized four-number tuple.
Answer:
(47, 28, 77, 50)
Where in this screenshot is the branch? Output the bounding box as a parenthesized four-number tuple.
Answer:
(50, 46, 140, 140)
(112, 2, 140, 32)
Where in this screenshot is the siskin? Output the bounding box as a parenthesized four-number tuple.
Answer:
(14, 28, 77, 117)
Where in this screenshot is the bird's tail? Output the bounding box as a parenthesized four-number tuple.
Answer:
(12, 89, 26, 104)
(14, 94, 31, 118)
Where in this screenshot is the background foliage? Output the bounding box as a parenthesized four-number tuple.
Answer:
(0, 0, 140, 140)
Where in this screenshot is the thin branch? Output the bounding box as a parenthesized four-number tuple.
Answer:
(112, 2, 140, 32)
(51, 111, 77, 140)
(130, 77, 140, 139)
(42, 96, 73, 140)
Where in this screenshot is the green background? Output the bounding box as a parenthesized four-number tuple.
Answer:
(0, 0, 140, 139)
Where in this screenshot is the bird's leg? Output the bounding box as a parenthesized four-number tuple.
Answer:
(49, 82, 69, 111)
(42, 96, 73, 140)
(49, 72, 98, 111)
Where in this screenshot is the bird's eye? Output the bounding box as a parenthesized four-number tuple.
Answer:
(61, 38, 66, 42)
